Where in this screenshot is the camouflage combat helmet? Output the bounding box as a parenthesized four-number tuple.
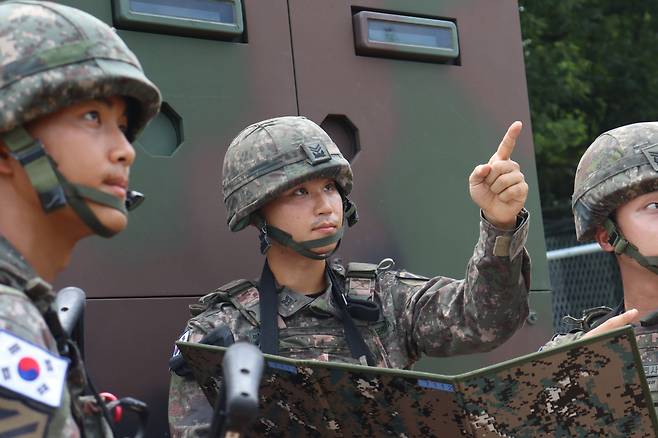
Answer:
(572, 122, 658, 273)
(0, 0, 161, 237)
(222, 116, 357, 259)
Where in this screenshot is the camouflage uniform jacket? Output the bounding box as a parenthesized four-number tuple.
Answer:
(0, 236, 106, 437)
(169, 211, 532, 437)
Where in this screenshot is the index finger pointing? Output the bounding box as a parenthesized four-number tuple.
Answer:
(490, 121, 522, 163)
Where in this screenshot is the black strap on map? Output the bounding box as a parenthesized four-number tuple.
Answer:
(257, 261, 375, 366)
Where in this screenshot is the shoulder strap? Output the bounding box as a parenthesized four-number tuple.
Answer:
(345, 262, 377, 300)
(346, 262, 377, 278)
(190, 279, 255, 317)
(191, 279, 261, 327)
(343, 263, 380, 322)
(562, 306, 615, 333)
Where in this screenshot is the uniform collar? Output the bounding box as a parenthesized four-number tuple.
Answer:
(277, 271, 334, 318)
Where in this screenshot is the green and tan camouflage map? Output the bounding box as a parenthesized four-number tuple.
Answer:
(177, 326, 657, 437)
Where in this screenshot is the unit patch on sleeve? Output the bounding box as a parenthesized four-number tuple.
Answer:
(0, 330, 68, 408)
(0, 397, 49, 437)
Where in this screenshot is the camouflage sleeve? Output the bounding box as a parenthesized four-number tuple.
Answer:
(169, 301, 252, 437)
(539, 331, 585, 351)
(168, 326, 213, 438)
(390, 209, 531, 359)
(0, 287, 81, 437)
(0, 286, 53, 347)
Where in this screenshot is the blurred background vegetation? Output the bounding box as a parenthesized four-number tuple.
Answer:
(519, 1, 658, 226)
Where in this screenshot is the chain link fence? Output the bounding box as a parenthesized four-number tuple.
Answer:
(544, 217, 623, 334)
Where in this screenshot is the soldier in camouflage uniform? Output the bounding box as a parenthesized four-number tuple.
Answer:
(541, 123, 658, 414)
(169, 116, 532, 436)
(0, 1, 161, 436)
(543, 122, 658, 349)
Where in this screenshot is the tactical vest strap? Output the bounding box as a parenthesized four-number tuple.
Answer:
(562, 306, 614, 333)
(345, 262, 377, 301)
(196, 279, 253, 306)
(257, 262, 279, 355)
(345, 263, 380, 322)
(346, 263, 377, 279)
(191, 279, 258, 324)
(228, 285, 262, 327)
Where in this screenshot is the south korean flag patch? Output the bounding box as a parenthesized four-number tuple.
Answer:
(0, 330, 68, 408)
(171, 329, 191, 359)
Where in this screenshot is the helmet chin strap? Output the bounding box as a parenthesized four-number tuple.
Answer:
(255, 214, 344, 260)
(604, 219, 658, 275)
(2, 126, 139, 238)
(254, 193, 358, 260)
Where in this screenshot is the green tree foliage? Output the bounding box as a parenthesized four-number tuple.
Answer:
(519, 1, 658, 222)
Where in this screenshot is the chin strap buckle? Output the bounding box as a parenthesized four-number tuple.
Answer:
(259, 225, 271, 254)
(3, 128, 67, 212)
(607, 229, 629, 254)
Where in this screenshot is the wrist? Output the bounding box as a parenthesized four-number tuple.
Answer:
(483, 213, 516, 230)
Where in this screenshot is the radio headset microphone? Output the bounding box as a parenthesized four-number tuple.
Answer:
(169, 325, 235, 377)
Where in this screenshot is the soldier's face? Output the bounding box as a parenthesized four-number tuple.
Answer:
(615, 190, 658, 257)
(261, 177, 344, 254)
(27, 96, 135, 235)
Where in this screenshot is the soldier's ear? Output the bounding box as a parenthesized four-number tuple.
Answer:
(594, 225, 614, 253)
(0, 142, 13, 176)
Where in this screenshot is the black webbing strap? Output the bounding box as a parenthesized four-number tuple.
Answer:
(257, 262, 279, 355)
(42, 307, 119, 437)
(256, 261, 376, 366)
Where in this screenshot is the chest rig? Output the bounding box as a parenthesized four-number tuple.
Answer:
(197, 262, 382, 364)
(203, 264, 380, 322)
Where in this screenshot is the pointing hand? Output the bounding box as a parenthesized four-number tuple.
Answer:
(469, 121, 528, 229)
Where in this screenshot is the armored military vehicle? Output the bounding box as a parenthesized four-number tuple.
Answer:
(54, 0, 551, 435)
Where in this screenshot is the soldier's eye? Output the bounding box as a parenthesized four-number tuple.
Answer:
(292, 187, 308, 196)
(646, 202, 658, 210)
(325, 182, 336, 192)
(83, 110, 101, 124)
